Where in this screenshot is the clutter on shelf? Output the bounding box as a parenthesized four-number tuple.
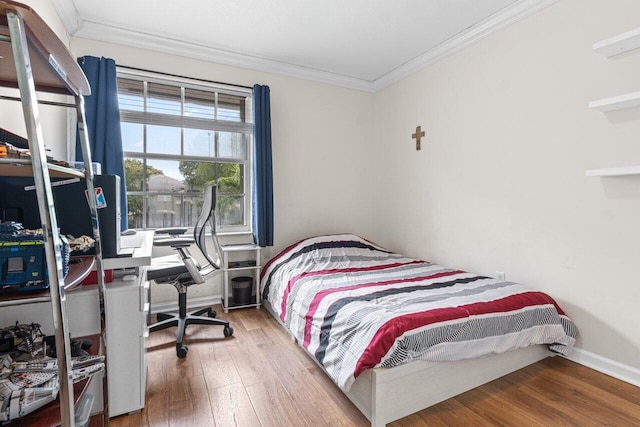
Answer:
(0, 321, 104, 422)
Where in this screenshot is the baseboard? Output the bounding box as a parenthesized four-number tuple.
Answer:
(150, 294, 222, 315)
(564, 348, 640, 388)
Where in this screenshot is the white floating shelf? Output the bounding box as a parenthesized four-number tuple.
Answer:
(593, 27, 640, 57)
(585, 166, 640, 177)
(588, 91, 640, 112)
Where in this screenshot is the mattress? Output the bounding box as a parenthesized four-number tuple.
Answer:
(260, 234, 578, 391)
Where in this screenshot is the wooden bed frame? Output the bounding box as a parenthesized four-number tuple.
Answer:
(263, 300, 552, 427)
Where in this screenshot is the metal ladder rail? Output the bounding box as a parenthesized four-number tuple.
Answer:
(7, 9, 75, 426)
(75, 94, 109, 424)
(7, 9, 109, 427)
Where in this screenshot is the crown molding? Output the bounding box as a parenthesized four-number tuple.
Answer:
(371, 0, 559, 91)
(52, 0, 557, 93)
(72, 19, 376, 92)
(49, 0, 79, 35)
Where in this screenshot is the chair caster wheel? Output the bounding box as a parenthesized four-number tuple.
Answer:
(208, 309, 217, 318)
(223, 326, 233, 337)
(177, 345, 188, 358)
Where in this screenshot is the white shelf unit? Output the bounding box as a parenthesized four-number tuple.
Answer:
(587, 27, 640, 177)
(593, 26, 640, 57)
(220, 244, 262, 313)
(589, 28, 640, 112)
(585, 166, 640, 177)
(588, 91, 640, 112)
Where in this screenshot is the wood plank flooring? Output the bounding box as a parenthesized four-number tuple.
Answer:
(110, 306, 640, 426)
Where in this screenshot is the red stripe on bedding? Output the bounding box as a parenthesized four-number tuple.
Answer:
(352, 291, 558, 378)
(463, 291, 564, 316)
(302, 269, 465, 347)
(279, 260, 425, 322)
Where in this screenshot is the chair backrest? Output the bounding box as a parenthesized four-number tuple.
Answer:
(193, 184, 223, 270)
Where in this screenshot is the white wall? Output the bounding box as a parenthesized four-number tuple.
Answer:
(12, 0, 638, 377)
(21, 0, 69, 42)
(0, 0, 71, 160)
(372, 0, 640, 371)
(70, 38, 376, 303)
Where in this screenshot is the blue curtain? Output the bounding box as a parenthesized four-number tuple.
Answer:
(75, 56, 128, 231)
(252, 84, 274, 247)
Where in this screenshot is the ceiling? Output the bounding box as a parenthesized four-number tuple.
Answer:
(50, 0, 556, 92)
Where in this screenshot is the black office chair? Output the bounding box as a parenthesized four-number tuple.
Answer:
(147, 184, 233, 358)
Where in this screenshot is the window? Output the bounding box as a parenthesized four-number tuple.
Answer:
(117, 70, 253, 232)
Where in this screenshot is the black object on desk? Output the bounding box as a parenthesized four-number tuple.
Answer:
(0, 174, 122, 259)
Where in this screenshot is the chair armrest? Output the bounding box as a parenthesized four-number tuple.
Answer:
(153, 237, 195, 248)
(155, 227, 188, 236)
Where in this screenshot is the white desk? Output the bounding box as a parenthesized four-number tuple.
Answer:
(103, 230, 153, 417)
(74, 230, 154, 417)
(103, 231, 154, 271)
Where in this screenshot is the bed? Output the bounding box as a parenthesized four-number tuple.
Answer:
(260, 234, 578, 426)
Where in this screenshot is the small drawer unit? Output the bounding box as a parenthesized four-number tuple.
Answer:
(220, 244, 261, 312)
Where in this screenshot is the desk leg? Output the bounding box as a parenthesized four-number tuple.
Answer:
(223, 257, 229, 313)
(255, 247, 261, 309)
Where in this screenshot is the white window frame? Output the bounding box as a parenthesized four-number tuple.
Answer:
(116, 68, 253, 234)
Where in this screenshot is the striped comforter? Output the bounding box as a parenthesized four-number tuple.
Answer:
(260, 234, 578, 391)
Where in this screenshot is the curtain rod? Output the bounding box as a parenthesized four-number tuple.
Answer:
(0, 95, 76, 108)
(116, 64, 253, 90)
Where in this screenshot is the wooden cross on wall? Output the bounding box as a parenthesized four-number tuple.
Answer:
(412, 126, 425, 151)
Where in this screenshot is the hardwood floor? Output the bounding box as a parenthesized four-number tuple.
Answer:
(109, 306, 640, 426)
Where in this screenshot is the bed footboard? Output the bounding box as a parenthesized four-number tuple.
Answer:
(262, 299, 551, 427)
(345, 345, 552, 427)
